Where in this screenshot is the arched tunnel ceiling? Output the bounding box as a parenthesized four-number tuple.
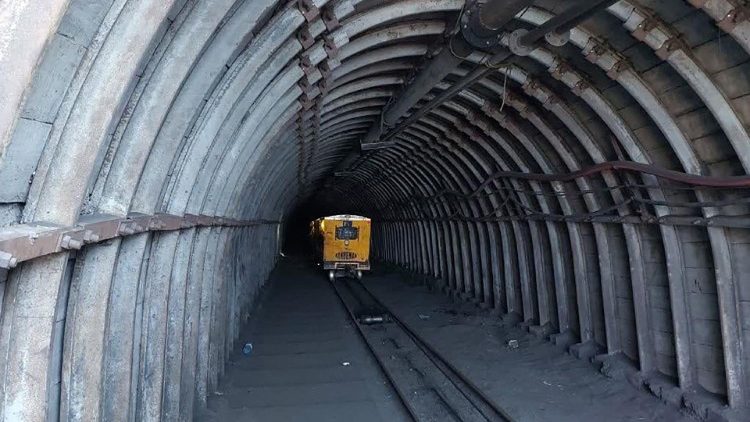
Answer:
(0, 0, 750, 420)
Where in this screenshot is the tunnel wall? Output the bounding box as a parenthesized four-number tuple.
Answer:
(0, 0, 748, 420)
(318, 0, 750, 414)
(0, 0, 295, 420)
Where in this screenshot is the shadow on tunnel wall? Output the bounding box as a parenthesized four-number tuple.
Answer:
(281, 207, 317, 258)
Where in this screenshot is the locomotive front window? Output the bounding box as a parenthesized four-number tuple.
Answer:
(335, 221, 359, 240)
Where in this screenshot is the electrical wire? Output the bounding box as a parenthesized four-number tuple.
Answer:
(499, 66, 510, 111)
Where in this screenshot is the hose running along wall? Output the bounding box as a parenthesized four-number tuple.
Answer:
(0, 0, 749, 420)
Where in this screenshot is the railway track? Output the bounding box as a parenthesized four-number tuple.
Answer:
(330, 277, 514, 422)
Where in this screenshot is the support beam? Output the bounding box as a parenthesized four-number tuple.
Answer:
(374, 0, 622, 149)
(360, 0, 535, 147)
(0, 213, 278, 270)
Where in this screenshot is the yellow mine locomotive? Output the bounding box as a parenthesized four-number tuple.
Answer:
(311, 215, 371, 281)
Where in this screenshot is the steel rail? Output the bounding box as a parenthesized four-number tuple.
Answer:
(330, 276, 512, 421)
(395, 187, 750, 210)
(327, 279, 420, 422)
(385, 180, 750, 208)
(0, 213, 278, 270)
(378, 212, 750, 229)
(359, 158, 750, 197)
(352, 279, 515, 422)
(356, 155, 750, 227)
(476, 160, 750, 188)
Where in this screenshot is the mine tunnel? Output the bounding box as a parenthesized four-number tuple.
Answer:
(0, 0, 749, 420)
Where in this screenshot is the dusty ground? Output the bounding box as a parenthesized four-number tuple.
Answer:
(201, 259, 697, 421)
(364, 268, 696, 422)
(199, 259, 409, 421)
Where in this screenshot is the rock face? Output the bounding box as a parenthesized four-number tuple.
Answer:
(0, 0, 749, 420)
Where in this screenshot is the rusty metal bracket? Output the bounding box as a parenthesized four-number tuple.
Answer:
(522, 78, 541, 96)
(323, 35, 339, 58)
(0, 223, 63, 269)
(317, 77, 330, 95)
(297, 27, 315, 49)
(572, 80, 590, 96)
(582, 40, 607, 63)
(631, 16, 660, 42)
(322, 5, 340, 31)
(0, 213, 278, 270)
(122, 213, 151, 235)
(59, 227, 85, 251)
(150, 213, 184, 231)
(550, 62, 572, 81)
(297, 0, 320, 22)
(299, 55, 318, 77)
(655, 37, 685, 60)
(183, 213, 201, 227)
(78, 213, 122, 242)
(319, 57, 340, 78)
(718, 6, 748, 32)
(299, 88, 320, 110)
(298, 76, 315, 92)
(605, 59, 631, 79)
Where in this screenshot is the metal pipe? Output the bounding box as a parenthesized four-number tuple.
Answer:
(373, 0, 625, 149)
(550, 0, 619, 35)
(360, 0, 534, 146)
(378, 213, 750, 230)
(360, 38, 472, 144)
(379, 50, 511, 145)
(382, 38, 471, 128)
(463, 0, 535, 40)
(519, 0, 618, 46)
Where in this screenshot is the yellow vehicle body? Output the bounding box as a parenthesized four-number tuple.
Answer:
(311, 215, 371, 275)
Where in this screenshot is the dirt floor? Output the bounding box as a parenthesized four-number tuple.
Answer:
(199, 259, 409, 421)
(201, 258, 697, 421)
(364, 268, 696, 422)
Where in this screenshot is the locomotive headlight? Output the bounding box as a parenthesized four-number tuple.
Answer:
(344, 240, 350, 246)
